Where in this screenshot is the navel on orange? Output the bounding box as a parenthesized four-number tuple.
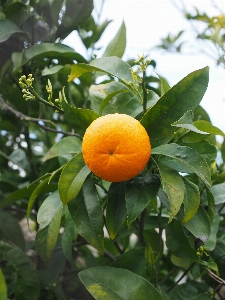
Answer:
(82, 113, 151, 182)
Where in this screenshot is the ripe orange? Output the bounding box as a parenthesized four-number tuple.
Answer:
(82, 113, 151, 182)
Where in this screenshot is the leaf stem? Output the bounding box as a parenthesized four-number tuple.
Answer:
(167, 262, 196, 293)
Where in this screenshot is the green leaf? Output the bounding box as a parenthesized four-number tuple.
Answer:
(154, 160, 185, 222)
(194, 120, 225, 136)
(36, 191, 63, 261)
(68, 56, 134, 85)
(210, 183, 225, 205)
(178, 140, 217, 166)
(58, 153, 90, 204)
(140, 67, 209, 146)
(106, 182, 127, 240)
(99, 89, 128, 116)
(102, 21, 126, 58)
(12, 43, 86, 70)
(183, 178, 200, 224)
(26, 175, 51, 226)
(166, 219, 198, 260)
(0, 269, 7, 300)
(0, 209, 25, 249)
(125, 173, 160, 225)
(172, 110, 208, 135)
(89, 81, 142, 116)
(62, 89, 99, 136)
(0, 243, 40, 300)
(67, 178, 104, 254)
(78, 266, 164, 300)
(159, 189, 210, 243)
(206, 188, 214, 225)
(0, 19, 23, 42)
(110, 248, 146, 276)
(42, 136, 82, 161)
(205, 211, 220, 251)
(169, 281, 211, 300)
(156, 73, 171, 96)
(152, 143, 211, 186)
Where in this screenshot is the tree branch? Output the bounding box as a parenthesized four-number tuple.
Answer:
(0, 95, 81, 138)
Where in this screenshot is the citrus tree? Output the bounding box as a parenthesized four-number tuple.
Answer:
(1, 1, 225, 300)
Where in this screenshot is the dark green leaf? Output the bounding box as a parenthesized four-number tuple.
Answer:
(110, 248, 146, 276)
(106, 182, 127, 240)
(152, 143, 211, 186)
(183, 178, 200, 224)
(166, 219, 198, 260)
(99, 89, 128, 116)
(103, 21, 126, 58)
(0, 19, 23, 42)
(154, 159, 185, 222)
(68, 178, 104, 254)
(0, 243, 40, 300)
(206, 188, 214, 225)
(0, 209, 25, 249)
(125, 173, 160, 225)
(78, 267, 164, 300)
(43, 136, 82, 161)
(62, 89, 99, 135)
(159, 189, 210, 242)
(169, 281, 211, 300)
(58, 153, 90, 204)
(141, 67, 209, 146)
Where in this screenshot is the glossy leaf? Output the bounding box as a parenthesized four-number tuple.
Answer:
(67, 178, 104, 254)
(183, 178, 200, 224)
(43, 136, 82, 161)
(125, 173, 160, 225)
(178, 140, 217, 166)
(103, 21, 126, 58)
(154, 160, 185, 222)
(58, 153, 90, 204)
(0, 269, 7, 300)
(62, 89, 99, 135)
(78, 267, 164, 300)
(172, 110, 208, 135)
(36, 191, 63, 261)
(140, 67, 209, 146)
(106, 182, 127, 240)
(158, 189, 210, 243)
(166, 219, 198, 260)
(68, 56, 133, 85)
(194, 120, 225, 136)
(152, 143, 211, 186)
(0, 209, 25, 249)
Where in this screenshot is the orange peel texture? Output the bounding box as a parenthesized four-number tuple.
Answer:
(82, 113, 151, 182)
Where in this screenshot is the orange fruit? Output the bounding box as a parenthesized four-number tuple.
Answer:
(82, 113, 151, 182)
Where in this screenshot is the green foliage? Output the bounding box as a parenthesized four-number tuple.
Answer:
(1, 0, 225, 299)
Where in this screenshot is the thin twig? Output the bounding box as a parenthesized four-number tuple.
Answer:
(114, 241, 124, 255)
(0, 95, 81, 138)
(159, 266, 178, 286)
(167, 262, 196, 293)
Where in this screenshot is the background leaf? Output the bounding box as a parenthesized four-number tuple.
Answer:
(0, 269, 7, 300)
(102, 21, 126, 58)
